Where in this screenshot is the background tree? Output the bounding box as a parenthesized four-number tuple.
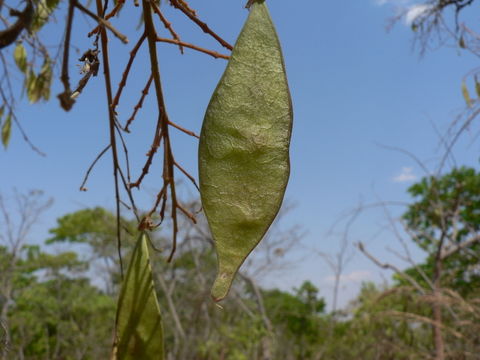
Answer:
(1, 183, 480, 358)
(0, 190, 51, 358)
(356, 166, 480, 360)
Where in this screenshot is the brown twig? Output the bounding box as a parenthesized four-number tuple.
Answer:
(158, 182, 169, 222)
(129, 126, 163, 189)
(174, 160, 199, 191)
(176, 202, 197, 224)
(124, 74, 153, 132)
(96, 0, 124, 278)
(116, 166, 140, 221)
(149, 183, 168, 216)
(169, 0, 233, 51)
(142, 0, 183, 262)
(79, 144, 111, 191)
(111, 32, 147, 112)
(163, 137, 179, 263)
(75, 0, 129, 44)
(174, 0, 197, 16)
(87, 0, 125, 37)
(151, 1, 183, 53)
(114, 124, 133, 187)
(156, 37, 229, 59)
(167, 119, 199, 138)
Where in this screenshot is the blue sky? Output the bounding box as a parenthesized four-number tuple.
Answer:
(1, 0, 480, 308)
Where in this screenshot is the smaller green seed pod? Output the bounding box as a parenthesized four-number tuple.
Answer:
(113, 233, 164, 359)
(198, 0, 293, 302)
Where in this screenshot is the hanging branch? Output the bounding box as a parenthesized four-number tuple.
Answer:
(139, 0, 201, 261)
(140, 0, 179, 261)
(53, 0, 233, 266)
(95, 0, 125, 277)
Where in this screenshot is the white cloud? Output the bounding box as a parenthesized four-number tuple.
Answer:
(373, 0, 433, 26)
(393, 167, 417, 183)
(404, 4, 433, 25)
(324, 270, 372, 284)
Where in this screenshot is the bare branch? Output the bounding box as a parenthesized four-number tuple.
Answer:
(75, 0, 129, 44)
(440, 234, 480, 260)
(357, 241, 425, 294)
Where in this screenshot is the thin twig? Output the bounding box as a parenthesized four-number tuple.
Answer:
(129, 126, 163, 188)
(116, 166, 140, 221)
(374, 141, 431, 176)
(440, 106, 480, 171)
(357, 241, 425, 294)
(176, 202, 196, 223)
(174, 160, 199, 190)
(441, 234, 480, 260)
(87, 0, 125, 37)
(168, 119, 199, 138)
(149, 183, 168, 216)
(175, 0, 197, 15)
(156, 37, 229, 59)
(79, 144, 111, 191)
(169, 0, 233, 51)
(96, 0, 124, 278)
(111, 32, 147, 111)
(151, 1, 183, 53)
(124, 74, 153, 132)
(10, 110, 45, 156)
(142, 0, 182, 262)
(75, 0, 129, 44)
(114, 124, 132, 187)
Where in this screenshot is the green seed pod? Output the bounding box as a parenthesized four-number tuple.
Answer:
(199, 0, 293, 302)
(113, 233, 164, 359)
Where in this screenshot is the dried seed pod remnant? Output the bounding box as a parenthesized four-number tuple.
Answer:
(198, 0, 293, 302)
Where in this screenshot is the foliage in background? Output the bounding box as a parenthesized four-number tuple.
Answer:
(2, 165, 480, 359)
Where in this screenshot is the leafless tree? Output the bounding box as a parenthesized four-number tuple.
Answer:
(0, 189, 52, 360)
